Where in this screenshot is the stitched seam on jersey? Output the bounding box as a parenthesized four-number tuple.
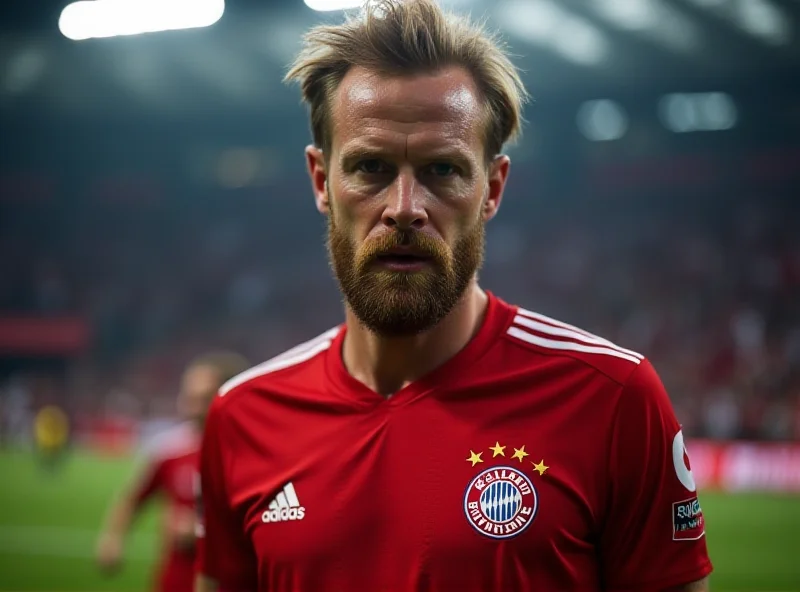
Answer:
(599, 370, 630, 545)
(599, 360, 659, 583)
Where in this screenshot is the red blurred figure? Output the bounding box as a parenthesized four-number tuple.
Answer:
(95, 351, 248, 592)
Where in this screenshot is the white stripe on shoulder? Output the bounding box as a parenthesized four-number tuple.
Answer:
(219, 326, 340, 397)
(262, 326, 340, 367)
(515, 308, 643, 360)
(507, 326, 642, 365)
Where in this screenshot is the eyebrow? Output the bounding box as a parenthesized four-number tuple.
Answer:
(339, 144, 475, 168)
(338, 145, 386, 166)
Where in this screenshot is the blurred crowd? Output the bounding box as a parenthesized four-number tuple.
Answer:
(1, 175, 799, 443)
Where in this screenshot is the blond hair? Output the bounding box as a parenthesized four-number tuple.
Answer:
(285, 0, 529, 160)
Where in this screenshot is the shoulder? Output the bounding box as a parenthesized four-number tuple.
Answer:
(215, 325, 342, 406)
(140, 421, 199, 464)
(500, 304, 646, 386)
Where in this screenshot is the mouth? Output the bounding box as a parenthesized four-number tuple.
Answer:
(374, 251, 433, 271)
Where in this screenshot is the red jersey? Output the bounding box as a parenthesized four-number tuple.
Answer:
(197, 293, 712, 591)
(133, 422, 200, 592)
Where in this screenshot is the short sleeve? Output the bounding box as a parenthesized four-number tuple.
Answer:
(600, 359, 713, 591)
(195, 397, 258, 590)
(131, 457, 164, 507)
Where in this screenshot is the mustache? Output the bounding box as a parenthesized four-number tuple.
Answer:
(360, 230, 446, 260)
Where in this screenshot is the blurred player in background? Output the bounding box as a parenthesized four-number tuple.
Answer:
(33, 403, 70, 471)
(195, 1, 713, 591)
(96, 351, 248, 592)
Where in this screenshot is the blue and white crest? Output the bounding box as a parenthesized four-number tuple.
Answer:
(463, 465, 538, 539)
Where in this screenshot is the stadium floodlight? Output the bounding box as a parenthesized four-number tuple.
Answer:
(590, 0, 699, 53)
(496, 0, 610, 66)
(736, 0, 791, 46)
(304, 0, 364, 11)
(576, 99, 629, 142)
(58, 0, 225, 41)
(685, 0, 790, 46)
(658, 92, 737, 133)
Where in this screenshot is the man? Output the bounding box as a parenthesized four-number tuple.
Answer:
(96, 351, 248, 592)
(196, 1, 713, 590)
(33, 403, 70, 472)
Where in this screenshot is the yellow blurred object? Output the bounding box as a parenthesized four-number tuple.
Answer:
(34, 405, 70, 450)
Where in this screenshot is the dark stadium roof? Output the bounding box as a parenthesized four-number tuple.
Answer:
(1, 0, 799, 122)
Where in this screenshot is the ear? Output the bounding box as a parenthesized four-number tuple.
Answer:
(483, 154, 510, 222)
(305, 145, 329, 215)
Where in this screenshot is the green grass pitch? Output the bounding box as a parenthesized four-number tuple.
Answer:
(0, 449, 798, 591)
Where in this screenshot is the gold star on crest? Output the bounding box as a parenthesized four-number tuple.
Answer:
(489, 442, 506, 457)
(532, 460, 549, 476)
(466, 450, 484, 467)
(511, 445, 529, 462)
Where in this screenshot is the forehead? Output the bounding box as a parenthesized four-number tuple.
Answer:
(330, 66, 484, 157)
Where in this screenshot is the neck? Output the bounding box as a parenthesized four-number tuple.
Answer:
(341, 281, 488, 396)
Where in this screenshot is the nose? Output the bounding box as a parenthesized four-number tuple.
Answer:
(380, 168, 428, 230)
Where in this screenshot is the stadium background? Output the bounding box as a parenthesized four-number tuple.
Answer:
(1, 0, 799, 590)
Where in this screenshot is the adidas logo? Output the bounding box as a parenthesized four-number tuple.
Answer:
(261, 482, 306, 523)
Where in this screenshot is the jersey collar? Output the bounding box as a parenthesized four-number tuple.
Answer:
(324, 291, 516, 407)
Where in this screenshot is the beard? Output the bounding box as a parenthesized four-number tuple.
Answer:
(327, 209, 485, 337)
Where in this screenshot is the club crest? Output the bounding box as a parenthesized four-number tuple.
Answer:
(463, 465, 538, 539)
(462, 442, 547, 540)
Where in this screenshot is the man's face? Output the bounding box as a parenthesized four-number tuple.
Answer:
(177, 364, 220, 426)
(307, 66, 510, 336)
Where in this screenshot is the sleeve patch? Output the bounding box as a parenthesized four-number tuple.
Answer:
(672, 497, 705, 541)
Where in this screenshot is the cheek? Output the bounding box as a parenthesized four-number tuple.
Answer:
(431, 193, 485, 242)
(332, 200, 381, 247)
(330, 203, 359, 242)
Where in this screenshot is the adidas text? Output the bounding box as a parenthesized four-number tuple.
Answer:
(262, 507, 306, 522)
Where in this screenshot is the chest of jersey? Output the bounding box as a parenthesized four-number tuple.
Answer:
(229, 377, 619, 590)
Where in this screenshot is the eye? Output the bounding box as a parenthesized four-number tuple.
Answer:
(427, 162, 457, 177)
(356, 159, 389, 175)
